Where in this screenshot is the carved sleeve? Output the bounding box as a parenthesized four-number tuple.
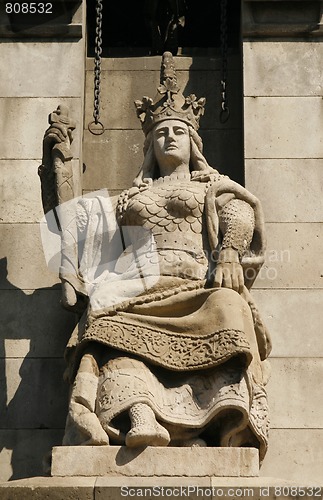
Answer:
(218, 199, 255, 258)
(116, 189, 130, 225)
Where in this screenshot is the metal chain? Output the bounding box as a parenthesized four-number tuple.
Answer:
(88, 0, 104, 135)
(220, 0, 230, 123)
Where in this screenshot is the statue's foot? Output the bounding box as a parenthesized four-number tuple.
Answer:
(126, 402, 170, 447)
(125, 421, 170, 447)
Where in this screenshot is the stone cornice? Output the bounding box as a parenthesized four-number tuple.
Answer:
(242, 0, 323, 38)
(0, 0, 82, 39)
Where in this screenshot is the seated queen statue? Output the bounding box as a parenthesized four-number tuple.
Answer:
(40, 52, 271, 463)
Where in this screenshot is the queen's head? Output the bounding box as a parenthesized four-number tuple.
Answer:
(133, 52, 217, 186)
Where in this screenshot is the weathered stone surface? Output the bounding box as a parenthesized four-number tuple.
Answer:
(0, 429, 64, 482)
(83, 188, 123, 199)
(0, 476, 316, 500)
(86, 54, 242, 72)
(96, 477, 212, 500)
(0, 1, 83, 38)
(244, 97, 323, 159)
(252, 223, 323, 289)
(0, 358, 68, 428)
(242, 1, 323, 37)
(96, 476, 312, 500)
(0, 160, 43, 223)
(267, 358, 323, 429)
(0, 224, 59, 290)
(0, 98, 81, 160)
(82, 128, 244, 191)
(245, 159, 323, 223)
(83, 53, 245, 201)
(51, 446, 259, 477)
(241, 20, 323, 487)
(0, 43, 84, 98)
(39, 104, 81, 217)
(200, 129, 244, 183)
(0, 477, 94, 500)
(253, 289, 323, 358)
(54, 53, 268, 459)
(243, 42, 323, 97)
(96, 476, 212, 487)
(0, 289, 76, 358)
(260, 429, 323, 484)
(82, 129, 143, 191)
(84, 67, 243, 130)
(212, 476, 321, 487)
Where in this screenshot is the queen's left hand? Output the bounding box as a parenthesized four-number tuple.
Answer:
(214, 248, 244, 294)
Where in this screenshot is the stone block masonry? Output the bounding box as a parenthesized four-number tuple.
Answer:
(242, 1, 323, 483)
(0, 5, 84, 482)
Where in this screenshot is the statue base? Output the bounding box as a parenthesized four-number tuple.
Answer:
(50, 446, 259, 477)
(0, 476, 319, 500)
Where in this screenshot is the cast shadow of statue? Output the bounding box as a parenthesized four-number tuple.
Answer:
(0, 257, 77, 480)
(183, 55, 244, 186)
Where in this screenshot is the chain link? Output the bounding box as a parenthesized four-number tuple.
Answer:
(89, 0, 104, 134)
(220, 0, 230, 123)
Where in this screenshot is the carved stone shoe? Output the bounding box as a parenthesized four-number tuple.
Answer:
(125, 403, 170, 447)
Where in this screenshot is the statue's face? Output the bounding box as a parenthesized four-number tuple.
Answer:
(153, 120, 190, 170)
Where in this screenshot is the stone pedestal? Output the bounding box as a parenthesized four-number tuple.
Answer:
(0, 476, 321, 500)
(1, 447, 320, 500)
(51, 446, 259, 478)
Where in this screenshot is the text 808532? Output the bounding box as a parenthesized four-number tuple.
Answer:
(5, 3, 53, 14)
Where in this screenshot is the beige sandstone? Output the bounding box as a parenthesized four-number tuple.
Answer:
(51, 446, 259, 477)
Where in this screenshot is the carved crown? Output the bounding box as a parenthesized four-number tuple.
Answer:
(135, 52, 206, 135)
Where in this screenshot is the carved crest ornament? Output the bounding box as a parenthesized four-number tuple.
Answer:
(39, 52, 271, 462)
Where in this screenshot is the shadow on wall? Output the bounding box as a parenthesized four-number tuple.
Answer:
(183, 55, 244, 186)
(0, 257, 77, 481)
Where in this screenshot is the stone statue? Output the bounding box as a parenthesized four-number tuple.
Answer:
(40, 52, 271, 463)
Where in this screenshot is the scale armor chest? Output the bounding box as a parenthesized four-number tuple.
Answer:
(117, 178, 209, 280)
(122, 179, 207, 235)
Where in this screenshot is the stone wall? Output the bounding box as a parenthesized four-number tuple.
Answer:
(82, 53, 244, 196)
(0, 0, 322, 485)
(0, 2, 84, 481)
(242, 0, 323, 483)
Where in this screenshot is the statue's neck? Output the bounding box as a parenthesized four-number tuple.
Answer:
(153, 171, 191, 185)
(158, 163, 190, 178)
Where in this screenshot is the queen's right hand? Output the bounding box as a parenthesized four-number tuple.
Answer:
(43, 123, 69, 146)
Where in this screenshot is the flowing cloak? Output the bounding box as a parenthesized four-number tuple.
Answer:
(60, 173, 271, 461)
